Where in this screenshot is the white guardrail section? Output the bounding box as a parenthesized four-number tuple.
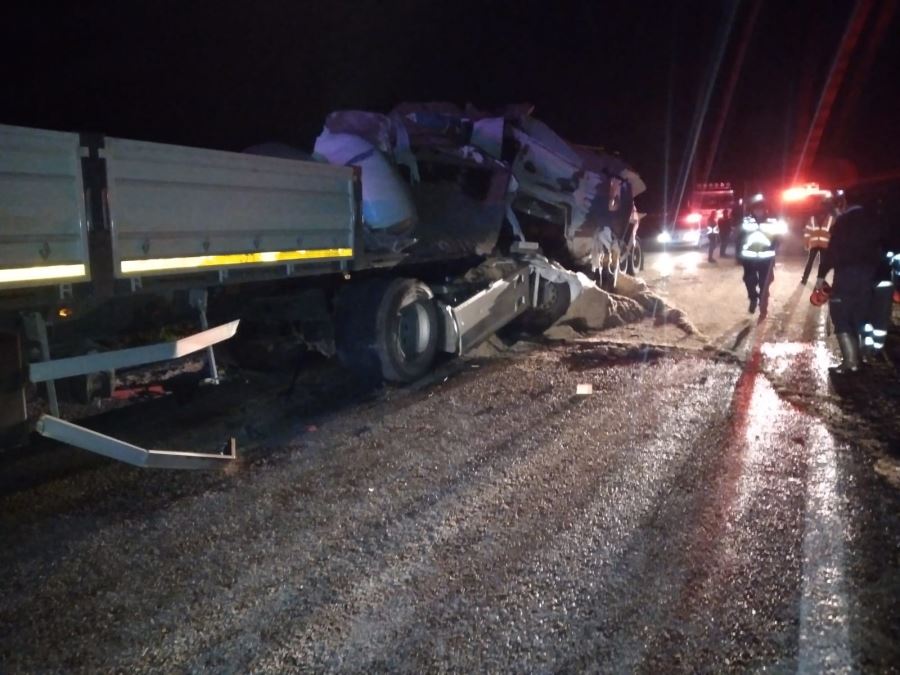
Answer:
(0, 124, 91, 289)
(103, 137, 358, 278)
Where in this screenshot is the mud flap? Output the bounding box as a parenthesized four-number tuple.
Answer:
(36, 415, 236, 470)
(29, 320, 240, 469)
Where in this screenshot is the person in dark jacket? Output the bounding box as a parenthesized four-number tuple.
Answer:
(718, 208, 733, 257)
(815, 193, 883, 373)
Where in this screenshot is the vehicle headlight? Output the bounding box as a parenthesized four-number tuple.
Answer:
(686, 229, 700, 243)
(657, 231, 672, 244)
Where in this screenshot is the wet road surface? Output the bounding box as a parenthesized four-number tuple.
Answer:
(1, 255, 898, 672)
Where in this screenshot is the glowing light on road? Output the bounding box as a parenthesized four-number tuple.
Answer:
(656, 252, 674, 277)
(682, 251, 701, 272)
(650, 251, 703, 277)
(657, 231, 672, 244)
(760, 342, 806, 377)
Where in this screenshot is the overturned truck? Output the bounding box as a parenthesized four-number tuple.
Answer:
(0, 103, 644, 467)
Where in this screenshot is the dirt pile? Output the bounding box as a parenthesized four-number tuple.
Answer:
(546, 272, 698, 339)
(615, 274, 700, 336)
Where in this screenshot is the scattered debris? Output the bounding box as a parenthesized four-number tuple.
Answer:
(874, 458, 900, 489)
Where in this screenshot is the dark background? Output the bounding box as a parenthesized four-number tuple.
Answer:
(2, 0, 898, 212)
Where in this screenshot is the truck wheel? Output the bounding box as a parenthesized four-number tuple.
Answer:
(375, 279, 440, 382)
(336, 278, 439, 383)
(510, 280, 571, 334)
(620, 239, 643, 275)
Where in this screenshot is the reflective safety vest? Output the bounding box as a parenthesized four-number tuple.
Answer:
(739, 217, 784, 260)
(803, 215, 832, 250)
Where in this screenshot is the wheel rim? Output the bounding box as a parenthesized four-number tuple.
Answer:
(539, 282, 559, 310)
(397, 301, 432, 361)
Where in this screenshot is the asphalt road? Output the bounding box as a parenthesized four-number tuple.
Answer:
(1, 252, 898, 673)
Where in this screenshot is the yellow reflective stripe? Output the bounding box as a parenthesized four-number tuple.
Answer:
(120, 248, 353, 275)
(0, 263, 88, 285)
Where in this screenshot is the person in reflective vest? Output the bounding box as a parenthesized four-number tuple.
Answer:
(815, 193, 883, 374)
(800, 209, 832, 285)
(706, 211, 720, 263)
(739, 196, 786, 319)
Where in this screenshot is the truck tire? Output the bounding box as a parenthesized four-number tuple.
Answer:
(336, 278, 439, 383)
(619, 239, 643, 276)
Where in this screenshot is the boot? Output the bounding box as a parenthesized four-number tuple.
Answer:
(831, 333, 861, 374)
(859, 334, 871, 365)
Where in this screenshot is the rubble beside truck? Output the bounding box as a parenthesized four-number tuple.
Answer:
(0, 103, 645, 468)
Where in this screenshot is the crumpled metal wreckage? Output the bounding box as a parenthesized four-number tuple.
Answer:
(312, 103, 645, 273)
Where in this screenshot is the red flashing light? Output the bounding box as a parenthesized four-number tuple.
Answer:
(782, 184, 832, 202)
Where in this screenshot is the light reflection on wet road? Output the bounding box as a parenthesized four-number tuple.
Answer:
(738, 312, 853, 673)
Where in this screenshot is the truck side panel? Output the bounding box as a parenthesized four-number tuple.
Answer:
(0, 124, 90, 289)
(103, 138, 357, 278)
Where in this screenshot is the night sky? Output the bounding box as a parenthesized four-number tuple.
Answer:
(3, 0, 898, 211)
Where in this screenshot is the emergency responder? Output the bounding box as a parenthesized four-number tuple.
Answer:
(800, 208, 832, 285)
(814, 192, 883, 374)
(718, 208, 733, 257)
(863, 193, 896, 355)
(739, 195, 785, 319)
(706, 211, 719, 263)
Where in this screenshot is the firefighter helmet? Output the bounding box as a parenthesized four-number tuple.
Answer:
(810, 281, 832, 306)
